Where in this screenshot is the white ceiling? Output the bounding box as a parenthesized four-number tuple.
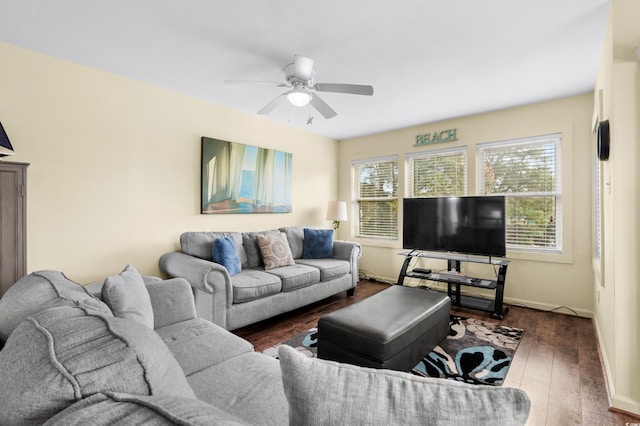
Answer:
(0, 0, 609, 140)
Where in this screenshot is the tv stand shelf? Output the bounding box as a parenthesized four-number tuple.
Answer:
(397, 251, 510, 319)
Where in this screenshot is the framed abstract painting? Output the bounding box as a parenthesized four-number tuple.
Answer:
(201, 137, 292, 214)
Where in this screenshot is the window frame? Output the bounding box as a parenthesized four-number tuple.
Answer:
(592, 124, 605, 285)
(351, 155, 399, 241)
(476, 133, 563, 254)
(404, 146, 467, 198)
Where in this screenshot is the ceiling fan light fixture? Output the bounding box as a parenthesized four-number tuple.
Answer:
(287, 88, 312, 107)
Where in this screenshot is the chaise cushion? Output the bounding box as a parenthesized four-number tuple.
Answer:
(187, 352, 289, 426)
(0, 270, 112, 342)
(303, 228, 334, 259)
(213, 236, 242, 275)
(155, 318, 254, 376)
(44, 392, 251, 426)
(256, 232, 295, 270)
(0, 305, 195, 425)
(101, 264, 154, 329)
(278, 345, 531, 426)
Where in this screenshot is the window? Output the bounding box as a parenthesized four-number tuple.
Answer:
(477, 134, 562, 252)
(351, 156, 398, 239)
(405, 147, 467, 197)
(594, 153, 602, 263)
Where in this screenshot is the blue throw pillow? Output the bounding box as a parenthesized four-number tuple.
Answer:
(302, 228, 334, 259)
(212, 236, 241, 275)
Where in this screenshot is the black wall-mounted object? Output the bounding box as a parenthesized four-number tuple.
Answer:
(0, 121, 15, 157)
(597, 120, 610, 161)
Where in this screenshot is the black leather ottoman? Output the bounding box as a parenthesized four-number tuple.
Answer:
(317, 285, 451, 372)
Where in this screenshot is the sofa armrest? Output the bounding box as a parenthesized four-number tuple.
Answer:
(159, 252, 234, 326)
(333, 240, 362, 261)
(145, 278, 197, 329)
(160, 253, 231, 295)
(333, 240, 362, 288)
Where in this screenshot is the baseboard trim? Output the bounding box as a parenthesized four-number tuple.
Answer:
(611, 396, 640, 419)
(502, 296, 593, 318)
(592, 317, 616, 408)
(364, 275, 595, 318)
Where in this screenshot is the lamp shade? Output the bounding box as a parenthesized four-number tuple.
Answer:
(326, 201, 348, 222)
(0, 122, 15, 157)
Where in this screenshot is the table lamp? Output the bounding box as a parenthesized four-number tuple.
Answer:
(326, 201, 348, 231)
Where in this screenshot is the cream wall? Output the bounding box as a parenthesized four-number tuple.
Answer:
(592, 0, 640, 416)
(0, 42, 339, 283)
(339, 94, 595, 316)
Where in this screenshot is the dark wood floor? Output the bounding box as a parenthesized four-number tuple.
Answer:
(234, 280, 639, 425)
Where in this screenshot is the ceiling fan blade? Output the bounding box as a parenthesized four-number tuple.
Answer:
(258, 94, 287, 115)
(294, 55, 315, 81)
(224, 80, 289, 87)
(314, 83, 374, 96)
(310, 94, 337, 119)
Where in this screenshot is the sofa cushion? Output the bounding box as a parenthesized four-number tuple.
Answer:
(264, 264, 321, 291)
(280, 226, 305, 259)
(295, 258, 351, 281)
(303, 228, 334, 259)
(256, 232, 295, 270)
(213, 236, 242, 275)
(0, 270, 112, 342)
(44, 392, 251, 426)
(278, 345, 530, 426)
(187, 352, 289, 426)
(242, 230, 281, 267)
(155, 318, 253, 376)
(180, 231, 247, 266)
(145, 278, 198, 329)
(231, 269, 282, 303)
(101, 264, 154, 329)
(0, 305, 195, 425)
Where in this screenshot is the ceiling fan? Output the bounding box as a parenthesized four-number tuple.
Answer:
(225, 55, 374, 119)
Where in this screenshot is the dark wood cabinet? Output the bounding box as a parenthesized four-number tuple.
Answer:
(0, 161, 28, 297)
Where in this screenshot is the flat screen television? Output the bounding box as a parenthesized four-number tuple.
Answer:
(403, 196, 506, 257)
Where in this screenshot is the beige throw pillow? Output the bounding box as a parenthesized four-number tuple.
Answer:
(256, 232, 295, 270)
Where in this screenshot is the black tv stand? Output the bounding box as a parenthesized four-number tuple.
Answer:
(397, 251, 510, 319)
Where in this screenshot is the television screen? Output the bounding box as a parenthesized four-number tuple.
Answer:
(403, 196, 506, 257)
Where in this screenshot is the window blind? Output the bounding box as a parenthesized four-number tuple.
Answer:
(351, 156, 398, 239)
(405, 147, 467, 197)
(477, 134, 562, 252)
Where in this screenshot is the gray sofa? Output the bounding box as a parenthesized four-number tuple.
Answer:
(159, 226, 361, 330)
(0, 268, 289, 425)
(0, 267, 530, 425)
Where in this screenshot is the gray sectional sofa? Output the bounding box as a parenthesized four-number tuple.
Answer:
(0, 268, 289, 425)
(0, 266, 530, 425)
(159, 226, 361, 330)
